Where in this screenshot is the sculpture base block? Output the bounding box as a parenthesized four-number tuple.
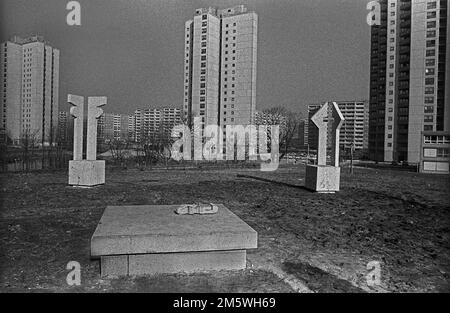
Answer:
(305, 165, 340, 193)
(69, 160, 105, 187)
(91, 205, 257, 276)
(101, 250, 246, 277)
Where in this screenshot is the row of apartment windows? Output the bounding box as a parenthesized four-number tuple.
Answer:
(427, 40, 436, 47)
(423, 148, 450, 158)
(224, 49, 236, 56)
(424, 105, 434, 113)
(424, 115, 434, 122)
(424, 135, 450, 144)
(427, 2, 437, 10)
(428, 21, 437, 29)
(425, 67, 435, 75)
(225, 23, 237, 28)
(427, 11, 437, 19)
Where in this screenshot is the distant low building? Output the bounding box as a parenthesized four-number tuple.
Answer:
(132, 107, 182, 143)
(60, 107, 183, 146)
(98, 113, 130, 142)
(100, 107, 183, 144)
(298, 119, 307, 147)
(420, 131, 450, 174)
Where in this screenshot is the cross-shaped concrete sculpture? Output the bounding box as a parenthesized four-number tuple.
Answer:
(310, 102, 345, 167)
(305, 102, 344, 193)
(329, 102, 345, 167)
(69, 94, 84, 161)
(86, 97, 107, 160)
(68, 94, 107, 187)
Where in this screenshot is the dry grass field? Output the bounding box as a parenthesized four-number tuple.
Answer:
(1, 164, 449, 292)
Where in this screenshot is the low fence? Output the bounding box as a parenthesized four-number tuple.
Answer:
(106, 159, 264, 171)
(0, 156, 265, 173)
(0, 155, 71, 172)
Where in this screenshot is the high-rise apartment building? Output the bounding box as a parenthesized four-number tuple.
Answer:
(183, 5, 258, 134)
(369, 0, 449, 163)
(307, 101, 369, 151)
(0, 36, 60, 145)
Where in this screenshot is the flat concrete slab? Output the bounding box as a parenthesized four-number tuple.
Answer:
(91, 204, 257, 257)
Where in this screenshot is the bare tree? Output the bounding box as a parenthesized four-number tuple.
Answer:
(20, 129, 39, 171)
(109, 138, 131, 167)
(156, 129, 174, 168)
(255, 107, 303, 160)
(44, 126, 60, 169)
(54, 129, 67, 169)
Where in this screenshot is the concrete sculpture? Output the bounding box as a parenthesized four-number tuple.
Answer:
(305, 101, 344, 193)
(68, 94, 107, 187)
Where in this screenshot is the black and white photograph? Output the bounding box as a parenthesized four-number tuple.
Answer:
(0, 0, 449, 302)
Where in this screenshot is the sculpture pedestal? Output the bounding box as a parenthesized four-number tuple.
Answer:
(69, 160, 105, 187)
(305, 165, 340, 193)
(101, 250, 247, 276)
(90, 205, 257, 277)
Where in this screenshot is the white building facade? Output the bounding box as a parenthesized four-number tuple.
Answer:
(183, 5, 258, 135)
(0, 36, 59, 145)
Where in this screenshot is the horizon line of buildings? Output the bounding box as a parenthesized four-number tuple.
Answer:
(1, 3, 448, 174)
(58, 107, 182, 145)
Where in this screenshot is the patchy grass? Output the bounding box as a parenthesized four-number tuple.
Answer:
(0, 164, 449, 292)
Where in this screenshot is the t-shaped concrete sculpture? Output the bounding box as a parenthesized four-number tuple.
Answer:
(305, 102, 344, 193)
(68, 94, 107, 187)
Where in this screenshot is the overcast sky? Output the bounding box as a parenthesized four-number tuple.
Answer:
(0, 0, 370, 117)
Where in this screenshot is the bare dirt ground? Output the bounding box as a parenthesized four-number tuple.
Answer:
(0, 164, 449, 292)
